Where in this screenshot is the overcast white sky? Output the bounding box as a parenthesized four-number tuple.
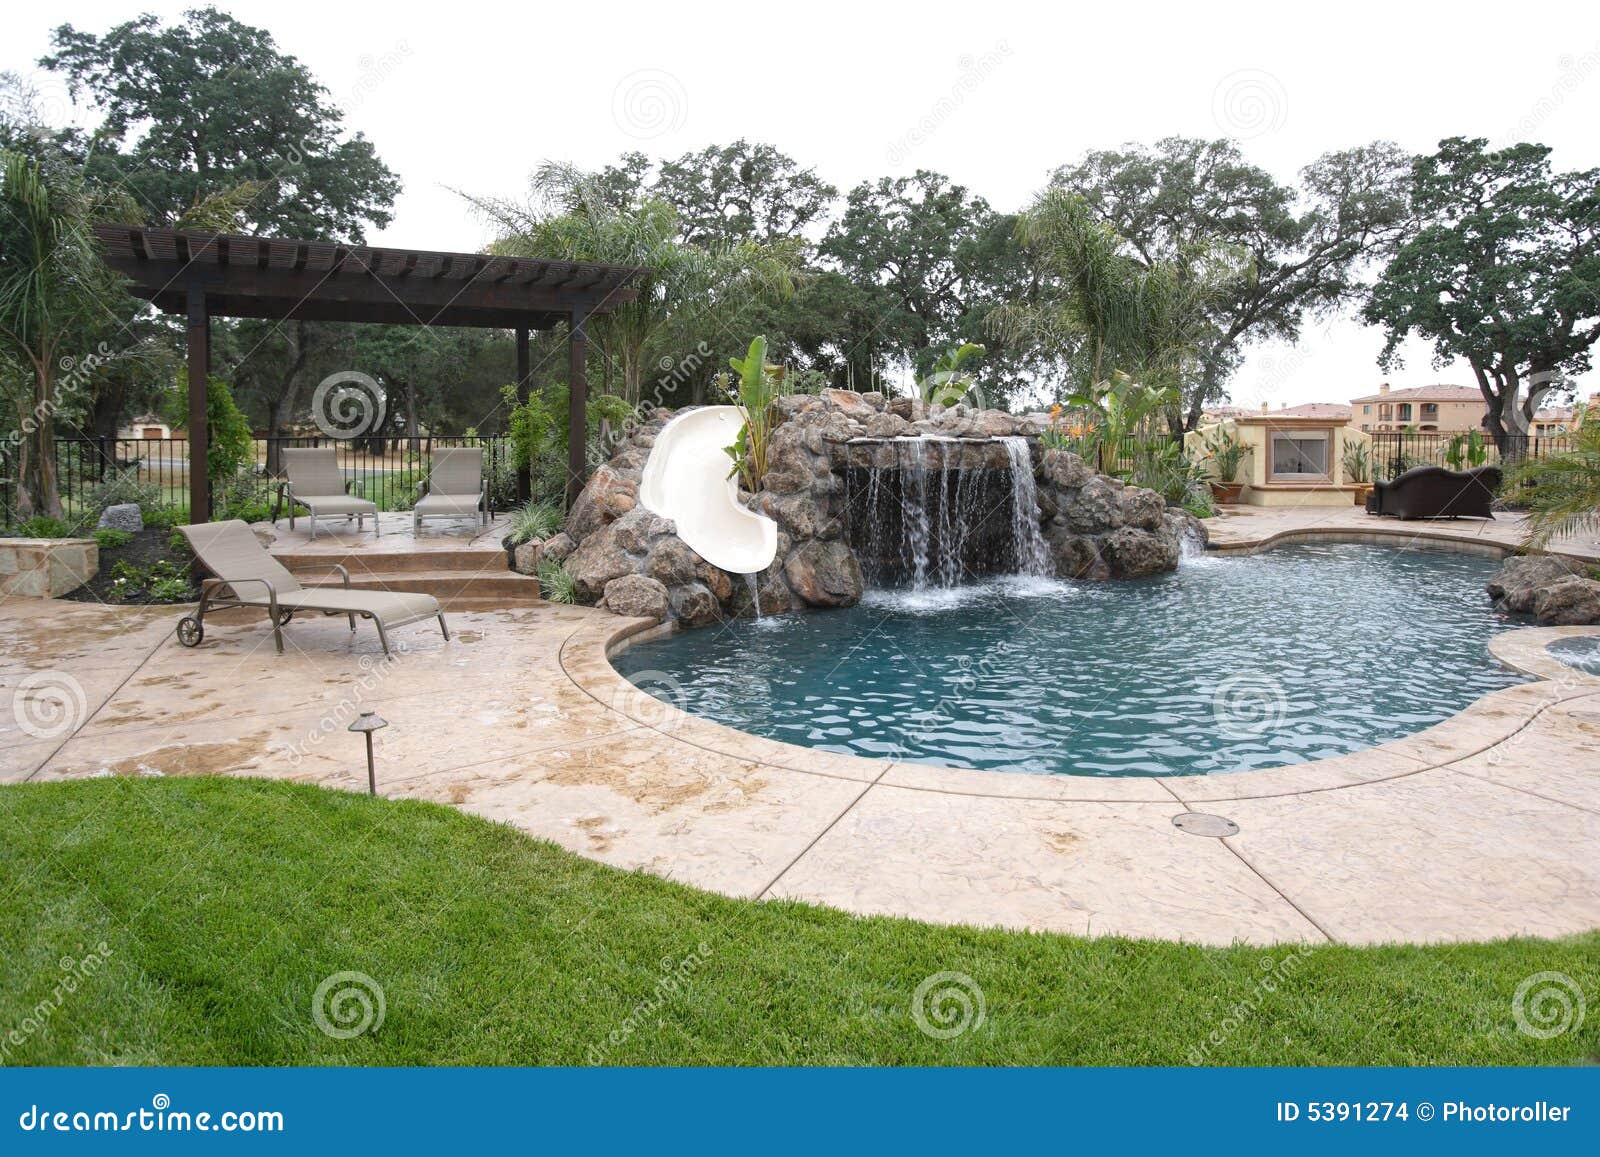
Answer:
(5, 0, 1597, 406)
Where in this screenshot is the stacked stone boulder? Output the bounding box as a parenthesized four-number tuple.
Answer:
(554, 390, 1200, 625)
(1487, 554, 1600, 625)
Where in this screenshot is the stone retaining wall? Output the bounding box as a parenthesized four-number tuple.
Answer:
(0, 538, 97, 598)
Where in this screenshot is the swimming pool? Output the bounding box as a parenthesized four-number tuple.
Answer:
(612, 543, 1531, 777)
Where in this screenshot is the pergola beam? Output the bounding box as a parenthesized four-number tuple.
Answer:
(92, 225, 646, 523)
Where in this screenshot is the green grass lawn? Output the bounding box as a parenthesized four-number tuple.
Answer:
(1, 777, 1595, 1066)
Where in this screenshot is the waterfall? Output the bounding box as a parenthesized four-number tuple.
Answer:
(847, 435, 1053, 591)
(898, 438, 932, 589)
(1000, 437, 1051, 577)
(743, 572, 763, 619)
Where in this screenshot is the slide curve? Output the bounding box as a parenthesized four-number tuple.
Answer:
(638, 406, 779, 575)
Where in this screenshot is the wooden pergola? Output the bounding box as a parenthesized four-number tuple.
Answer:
(93, 225, 646, 521)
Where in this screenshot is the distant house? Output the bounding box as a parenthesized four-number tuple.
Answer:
(116, 413, 175, 440)
(1348, 383, 1485, 433)
(1260, 401, 1353, 423)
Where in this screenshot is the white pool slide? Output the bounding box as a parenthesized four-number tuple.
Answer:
(638, 406, 779, 575)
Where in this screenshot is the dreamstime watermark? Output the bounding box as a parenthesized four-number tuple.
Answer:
(0, 942, 114, 1063)
(1512, 971, 1586, 1040)
(897, 643, 1020, 754)
(586, 942, 713, 1064)
(348, 41, 412, 112)
(611, 69, 687, 140)
(1187, 945, 1314, 1064)
(311, 370, 387, 439)
(312, 971, 385, 1040)
(886, 42, 1012, 164)
(589, 341, 713, 470)
(1, 343, 124, 476)
(1489, 40, 1600, 155)
(1210, 672, 1288, 740)
(1211, 68, 1288, 140)
(271, 648, 413, 768)
(10, 670, 88, 741)
(911, 971, 986, 1040)
(611, 669, 689, 732)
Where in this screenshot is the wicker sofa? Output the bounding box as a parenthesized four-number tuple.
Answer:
(1366, 465, 1501, 520)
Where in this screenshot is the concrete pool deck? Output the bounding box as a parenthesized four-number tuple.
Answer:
(2, 508, 1598, 947)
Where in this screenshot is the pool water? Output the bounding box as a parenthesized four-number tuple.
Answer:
(614, 544, 1530, 777)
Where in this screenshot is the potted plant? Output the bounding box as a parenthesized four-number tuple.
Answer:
(1200, 426, 1250, 503)
(1342, 439, 1372, 506)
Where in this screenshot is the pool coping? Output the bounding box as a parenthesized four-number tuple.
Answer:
(569, 529, 1600, 805)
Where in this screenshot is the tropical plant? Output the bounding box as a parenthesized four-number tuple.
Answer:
(469, 162, 799, 406)
(1199, 426, 1251, 484)
(989, 189, 1250, 427)
(507, 499, 564, 545)
(0, 150, 136, 518)
(1129, 438, 1209, 506)
(1503, 419, 1600, 549)
(918, 342, 986, 407)
(1342, 438, 1371, 484)
(720, 336, 790, 490)
(536, 557, 579, 604)
(1444, 428, 1489, 471)
(503, 383, 637, 507)
(92, 527, 134, 550)
(1061, 371, 1177, 477)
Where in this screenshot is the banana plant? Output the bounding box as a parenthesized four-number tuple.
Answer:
(918, 342, 986, 407)
(723, 335, 786, 489)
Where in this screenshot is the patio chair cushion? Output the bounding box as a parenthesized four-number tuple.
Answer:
(179, 519, 302, 592)
(276, 586, 440, 625)
(414, 493, 482, 517)
(292, 494, 378, 516)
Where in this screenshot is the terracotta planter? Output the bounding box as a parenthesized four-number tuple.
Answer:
(1210, 481, 1245, 504)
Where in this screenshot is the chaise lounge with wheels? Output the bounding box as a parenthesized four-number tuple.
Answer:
(281, 447, 380, 540)
(1365, 464, 1502, 520)
(413, 446, 488, 533)
(174, 520, 449, 656)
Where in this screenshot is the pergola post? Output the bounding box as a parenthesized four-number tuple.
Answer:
(185, 281, 210, 523)
(565, 307, 588, 510)
(514, 323, 531, 503)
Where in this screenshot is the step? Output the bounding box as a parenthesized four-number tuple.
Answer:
(275, 547, 511, 575)
(302, 570, 542, 600)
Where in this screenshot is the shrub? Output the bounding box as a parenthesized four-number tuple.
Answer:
(15, 515, 71, 538)
(142, 507, 188, 530)
(82, 465, 163, 516)
(92, 528, 134, 550)
(507, 500, 563, 545)
(536, 557, 578, 604)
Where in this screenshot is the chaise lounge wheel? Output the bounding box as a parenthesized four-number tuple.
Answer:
(175, 615, 204, 647)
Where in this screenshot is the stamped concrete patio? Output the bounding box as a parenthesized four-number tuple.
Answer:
(3, 508, 1598, 947)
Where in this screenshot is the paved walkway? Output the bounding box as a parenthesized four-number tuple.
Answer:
(2, 510, 1598, 946)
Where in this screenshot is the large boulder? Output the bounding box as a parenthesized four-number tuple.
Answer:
(783, 540, 863, 607)
(1487, 554, 1580, 614)
(1040, 449, 1093, 490)
(601, 574, 670, 621)
(1530, 576, 1600, 625)
(511, 539, 543, 575)
(97, 503, 143, 533)
(1100, 525, 1181, 577)
(565, 524, 640, 600)
(669, 581, 722, 627)
(541, 532, 575, 563)
(565, 464, 638, 542)
(1062, 476, 1126, 534)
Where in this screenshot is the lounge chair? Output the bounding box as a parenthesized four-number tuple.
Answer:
(413, 446, 488, 533)
(175, 520, 449, 655)
(281, 447, 379, 540)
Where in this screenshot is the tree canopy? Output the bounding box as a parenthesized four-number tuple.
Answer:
(1362, 136, 1600, 448)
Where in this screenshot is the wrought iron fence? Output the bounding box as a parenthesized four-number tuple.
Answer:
(3, 434, 516, 527)
(1366, 431, 1575, 481)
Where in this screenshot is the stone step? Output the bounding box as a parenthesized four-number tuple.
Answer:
(276, 547, 510, 575)
(302, 570, 541, 600)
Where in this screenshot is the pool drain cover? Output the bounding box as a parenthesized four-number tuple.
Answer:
(1172, 812, 1240, 838)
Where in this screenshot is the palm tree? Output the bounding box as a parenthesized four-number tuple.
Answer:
(988, 189, 1248, 427)
(465, 162, 799, 407)
(0, 150, 135, 518)
(1504, 415, 1600, 549)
